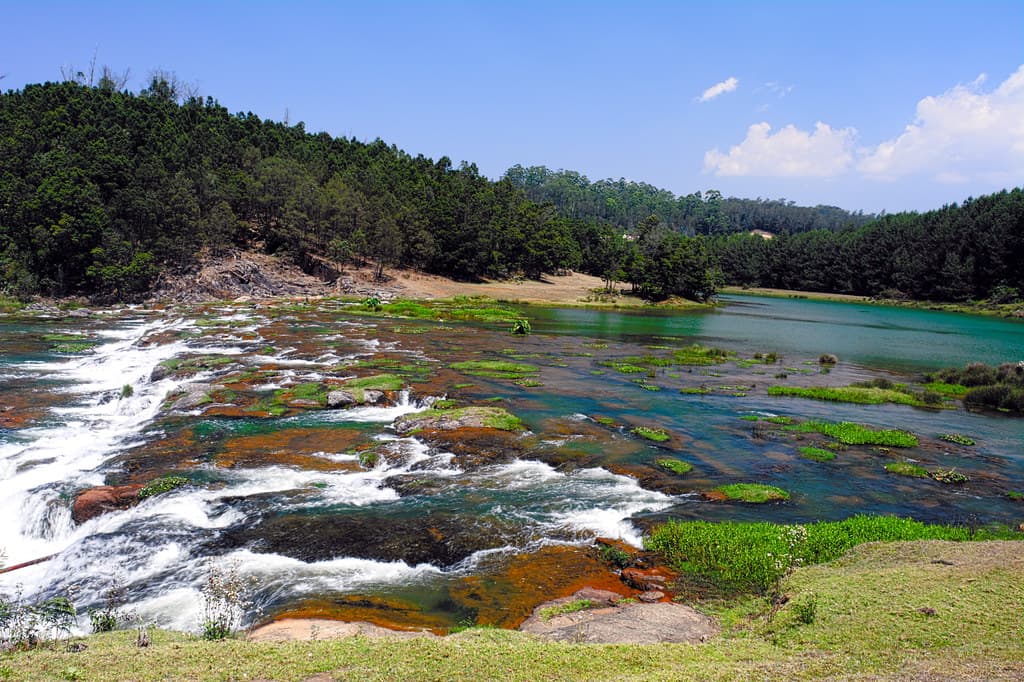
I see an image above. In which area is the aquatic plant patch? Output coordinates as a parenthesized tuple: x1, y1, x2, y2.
(793, 420, 919, 447)
(939, 433, 976, 446)
(884, 461, 929, 477)
(631, 426, 670, 442)
(767, 385, 926, 407)
(711, 483, 790, 503)
(673, 344, 733, 365)
(450, 360, 540, 381)
(798, 446, 835, 462)
(138, 476, 189, 499)
(656, 458, 693, 475)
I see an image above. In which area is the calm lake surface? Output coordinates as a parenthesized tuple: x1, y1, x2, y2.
(2, 294, 1022, 632)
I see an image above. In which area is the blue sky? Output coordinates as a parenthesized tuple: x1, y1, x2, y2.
(2, 1, 1022, 213)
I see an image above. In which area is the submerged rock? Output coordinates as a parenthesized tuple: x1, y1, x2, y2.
(217, 512, 520, 568)
(72, 484, 145, 523)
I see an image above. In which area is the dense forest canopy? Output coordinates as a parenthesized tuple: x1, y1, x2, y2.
(708, 189, 1024, 302)
(0, 79, 718, 302)
(0, 79, 1021, 304)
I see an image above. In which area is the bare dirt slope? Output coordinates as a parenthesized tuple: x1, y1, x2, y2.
(148, 250, 628, 305)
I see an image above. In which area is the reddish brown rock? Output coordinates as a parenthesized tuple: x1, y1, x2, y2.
(620, 566, 677, 592)
(72, 484, 145, 523)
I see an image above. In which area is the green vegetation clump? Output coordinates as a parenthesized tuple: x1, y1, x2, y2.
(593, 416, 616, 426)
(926, 362, 1024, 413)
(539, 599, 593, 621)
(768, 384, 934, 407)
(630, 426, 670, 442)
(884, 461, 929, 478)
(645, 515, 1011, 595)
(138, 476, 189, 500)
(764, 415, 794, 425)
(450, 360, 539, 380)
(931, 468, 969, 484)
(509, 319, 531, 335)
(1006, 491, 1024, 501)
(358, 451, 379, 468)
(939, 433, 976, 446)
(598, 545, 632, 568)
(798, 446, 836, 462)
(656, 458, 693, 475)
(711, 483, 790, 503)
(740, 414, 760, 421)
(794, 420, 918, 447)
(410, 406, 525, 432)
(673, 344, 733, 365)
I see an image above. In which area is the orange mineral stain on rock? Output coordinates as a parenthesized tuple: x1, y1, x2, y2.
(216, 427, 367, 471)
(448, 545, 637, 629)
(266, 595, 452, 635)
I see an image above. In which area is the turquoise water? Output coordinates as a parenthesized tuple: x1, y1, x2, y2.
(526, 295, 1024, 372)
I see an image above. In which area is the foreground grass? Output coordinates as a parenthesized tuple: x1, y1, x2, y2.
(7, 540, 1023, 681)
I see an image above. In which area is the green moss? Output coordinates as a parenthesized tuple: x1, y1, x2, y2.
(656, 458, 693, 475)
(794, 420, 918, 447)
(884, 461, 929, 478)
(598, 362, 648, 374)
(931, 468, 969, 484)
(52, 342, 96, 353)
(412, 406, 525, 432)
(798, 446, 836, 462)
(764, 415, 795, 425)
(593, 416, 616, 426)
(513, 379, 543, 387)
(138, 476, 189, 500)
(712, 483, 790, 503)
(740, 415, 760, 421)
(631, 426, 670, 442)
(1006, 491, 1024, 501)
(358, 451, 379, 468)
(680, 387, 711, 395)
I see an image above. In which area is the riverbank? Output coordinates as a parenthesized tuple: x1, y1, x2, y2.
(721, 286, 1024, 319)
(6, 540, 1022, 681)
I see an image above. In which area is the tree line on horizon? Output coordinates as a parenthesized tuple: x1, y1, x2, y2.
(0, 78, 1020, 304)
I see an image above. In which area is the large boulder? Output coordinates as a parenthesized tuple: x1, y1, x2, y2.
(72, 484, 145, 523)
(519, 591, 717, 644)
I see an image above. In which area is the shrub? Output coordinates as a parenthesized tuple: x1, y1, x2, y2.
(510, 319, 531, 335)
(120, 384, 134, 399)
(200, 561, 256, 640)
(599, 545, 632, 568)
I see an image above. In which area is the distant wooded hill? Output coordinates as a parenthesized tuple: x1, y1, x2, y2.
(503, 165, 875, 236)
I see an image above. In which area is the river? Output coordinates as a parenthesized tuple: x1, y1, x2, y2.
(1, 295, 1021, 633)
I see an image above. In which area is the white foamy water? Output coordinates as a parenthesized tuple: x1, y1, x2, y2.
(0, 317, 193, 566)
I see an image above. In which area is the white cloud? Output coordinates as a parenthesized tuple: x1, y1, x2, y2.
(703, 121, 856, 177)
(858, 64, 1024, 181)
(698, 76, 739, 103)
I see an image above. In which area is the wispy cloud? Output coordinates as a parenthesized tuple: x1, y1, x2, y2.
(698, 76, 739, 103)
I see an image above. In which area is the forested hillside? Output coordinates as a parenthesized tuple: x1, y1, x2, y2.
(1, 80, 1021, 305)
(504, 165, 875, 236)
(0, 80, 719, 302)
(710, 189, 1024, 301)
